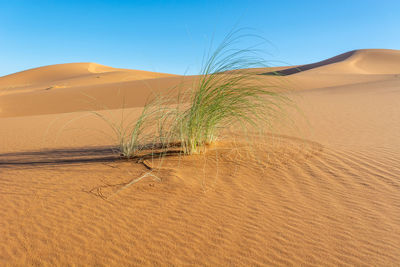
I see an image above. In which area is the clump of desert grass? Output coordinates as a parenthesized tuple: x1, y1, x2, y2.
(80, 29, 293, 196)
(89, 95, 173, 160)
(163, 29, 290, 155)
(93, 29, 291, 160)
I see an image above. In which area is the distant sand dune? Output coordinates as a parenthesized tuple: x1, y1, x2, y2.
(0, 62, 176, 94)
(262, 50, 356, 75)
(1, 49, 399, 118)
(262, 49, 400, 75)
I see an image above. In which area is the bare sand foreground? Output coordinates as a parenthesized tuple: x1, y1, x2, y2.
(0, 49, 399, 266)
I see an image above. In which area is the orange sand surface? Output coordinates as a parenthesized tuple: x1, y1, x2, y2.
(0, 49, 399, 266)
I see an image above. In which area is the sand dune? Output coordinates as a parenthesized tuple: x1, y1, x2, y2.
(0, 63, 183, 117)
(1, 49, 399, 118)
(0, 62, 176, 86)
(0, 49, 400, 265)
(0, 62, 176, 95)
(263, 49, 400, 75)
(263, 49, 400, 91)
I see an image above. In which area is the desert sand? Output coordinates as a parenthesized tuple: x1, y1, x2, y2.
(0, 49, 399, 266)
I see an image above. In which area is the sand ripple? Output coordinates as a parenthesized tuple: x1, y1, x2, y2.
(1, 135, 399, 266)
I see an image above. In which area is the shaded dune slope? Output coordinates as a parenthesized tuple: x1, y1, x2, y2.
(262, 49, 400, 75)
(263, 50, 356, 75)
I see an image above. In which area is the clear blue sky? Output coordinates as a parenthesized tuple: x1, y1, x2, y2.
(1, 0, 399, 76)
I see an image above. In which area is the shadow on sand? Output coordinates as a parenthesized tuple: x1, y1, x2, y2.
(0, 146, 119, 169)
(0, 145, 183, 170)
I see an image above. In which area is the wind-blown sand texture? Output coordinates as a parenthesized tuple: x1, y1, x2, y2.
(1, 49, 399, 266)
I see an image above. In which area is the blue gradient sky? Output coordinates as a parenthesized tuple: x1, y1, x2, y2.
(1, 0, 399, 76)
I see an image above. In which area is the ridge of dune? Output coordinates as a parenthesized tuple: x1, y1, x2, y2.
(349, 49, 400, 74)
(0, 62, 177, 92)
(0, 63, 114, 86)
(263, 49, 400, 75)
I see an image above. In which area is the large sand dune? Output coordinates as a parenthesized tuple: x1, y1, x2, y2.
(0, 62, 175, 90)
(0, 49, 399, 265)
(264, 49, 400, 75)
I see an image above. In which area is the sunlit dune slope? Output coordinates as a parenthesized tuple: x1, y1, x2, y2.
(0, 62, 176, 93)
(0, 49, 399, 118)
(0, 63, 182, 117)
